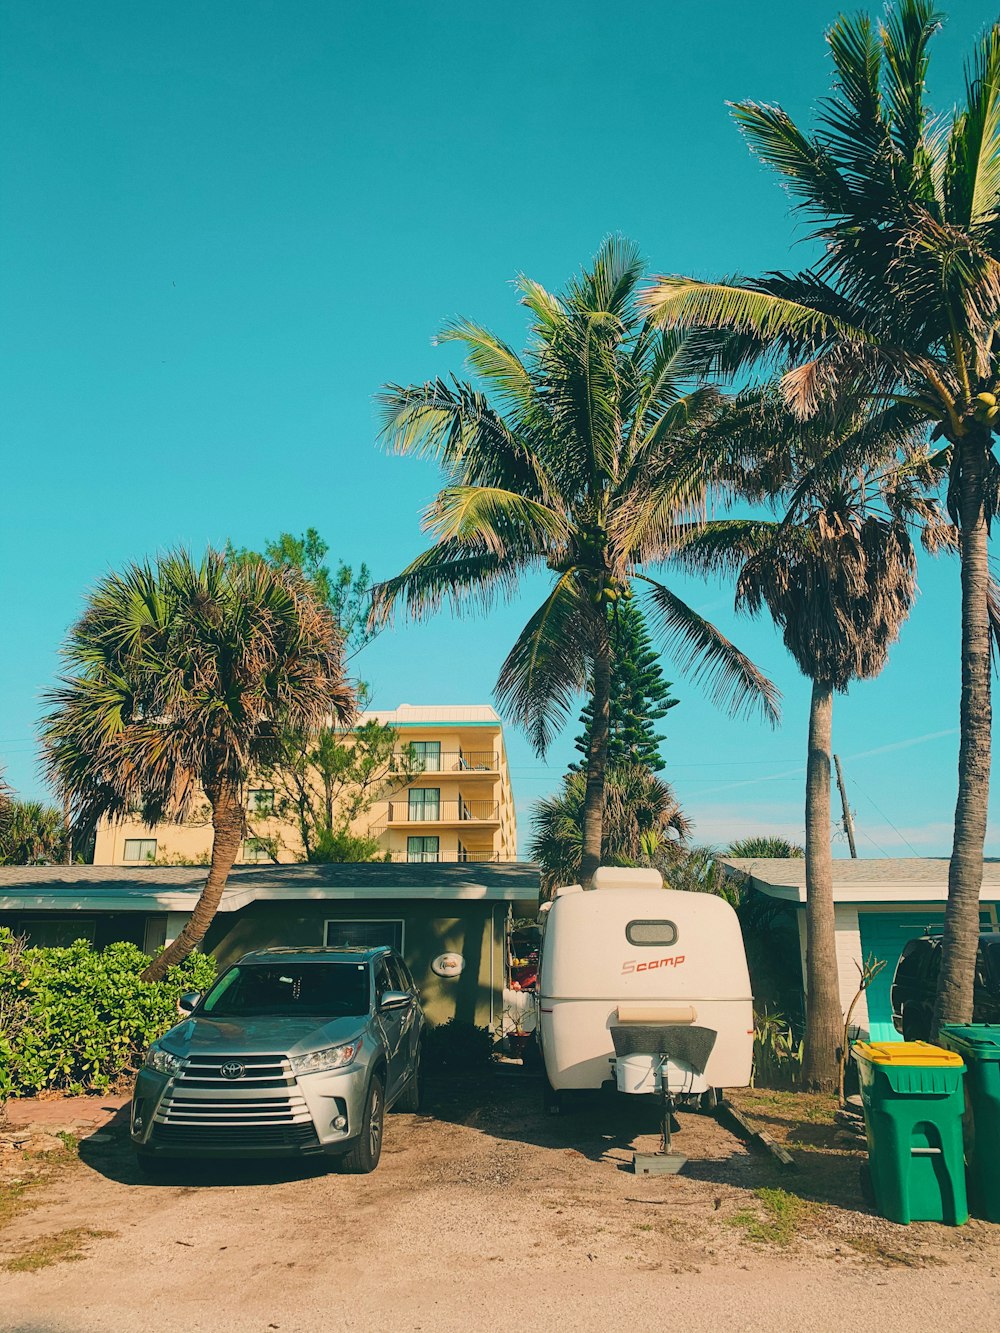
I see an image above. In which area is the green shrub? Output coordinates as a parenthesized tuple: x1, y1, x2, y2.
(421, 1018, 494, 1077)
(0, 928, 216, 1098)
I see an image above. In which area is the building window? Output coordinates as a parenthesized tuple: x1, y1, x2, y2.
(407, 836, 439, 863)
(143, 916, 168, 954)
(16, 917, 96, 948)
(247, 788, 275, 816)
(123, 838, 157, 862)
(410, 741, 442, 773)
(242, 836, 273, 863)
(407, 788, 440, 821)
(324, 919, 404, 951)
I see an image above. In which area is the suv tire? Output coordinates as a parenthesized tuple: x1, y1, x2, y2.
(135, 1150, 169, 1178)
(340, 1075, 385, 1174)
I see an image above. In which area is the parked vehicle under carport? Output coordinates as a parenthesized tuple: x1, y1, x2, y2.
(131, 945, 423, 1174)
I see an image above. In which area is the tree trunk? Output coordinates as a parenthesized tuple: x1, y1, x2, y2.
(140, 780, 245, 983)
(580, 633, 611, 888)
(802, 681, 842, 1092)
(935, 431, 993, 1033)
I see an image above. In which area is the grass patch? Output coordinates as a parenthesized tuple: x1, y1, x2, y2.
(3, 1227, 116, 1273)
(728, 1187, 811, 1246)
(0, 1180, 34, 1231)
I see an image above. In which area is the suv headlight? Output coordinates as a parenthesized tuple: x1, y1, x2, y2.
(290, 1040, 362, 1076)
(145, 1047, 185, 1076)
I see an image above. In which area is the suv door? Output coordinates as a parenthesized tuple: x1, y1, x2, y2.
(374, 956, 408, 1100)
(387, 953, 422, 1068)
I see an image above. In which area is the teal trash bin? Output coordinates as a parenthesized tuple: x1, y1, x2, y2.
(852, 1041, 968, 1225)
(938, 1024, 1000, 1223)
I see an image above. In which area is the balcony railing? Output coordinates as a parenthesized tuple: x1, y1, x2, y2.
(383, 800, 500, 824)
(388, 751, 499, 773)
(386, 850, 506, 864)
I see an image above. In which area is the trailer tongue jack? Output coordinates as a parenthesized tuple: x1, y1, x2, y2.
(610, 1025, 717, 1176)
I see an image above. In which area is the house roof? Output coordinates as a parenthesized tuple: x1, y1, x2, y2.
(0, 862, 541, 914)
(722, 856, 1000, 905)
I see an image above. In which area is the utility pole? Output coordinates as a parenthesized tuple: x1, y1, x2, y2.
(833, 754, 857, 859)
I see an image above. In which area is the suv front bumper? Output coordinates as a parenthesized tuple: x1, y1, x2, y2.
(131, 1059, 372, 1160)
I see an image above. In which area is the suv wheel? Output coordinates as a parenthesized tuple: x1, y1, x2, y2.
(135, 1150, 169, 1178)
(340, 1075, 385, 1174)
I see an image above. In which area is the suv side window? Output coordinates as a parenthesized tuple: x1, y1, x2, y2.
(395, 956, 416, 992)
(385, 955, 409, 992)
(374, 958, 392, 1006)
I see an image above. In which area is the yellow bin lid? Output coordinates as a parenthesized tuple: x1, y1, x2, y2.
(854, 1040, 964, 1067)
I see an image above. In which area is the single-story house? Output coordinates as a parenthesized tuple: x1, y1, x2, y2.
(724, 857, 1000, 1040)
(0, 862, 540, 1030)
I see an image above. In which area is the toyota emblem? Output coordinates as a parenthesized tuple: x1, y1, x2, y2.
(220, 1060, 246, 1080)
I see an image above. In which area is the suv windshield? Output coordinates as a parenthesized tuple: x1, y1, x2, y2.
(200, 963, 370, 1019)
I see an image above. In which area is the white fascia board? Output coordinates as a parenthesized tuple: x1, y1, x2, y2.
(0, 883, 537, 914)
(755, 881, 1000, 906)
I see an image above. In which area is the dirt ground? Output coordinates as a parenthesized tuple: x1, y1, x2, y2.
(2, 1075, 999, 1333)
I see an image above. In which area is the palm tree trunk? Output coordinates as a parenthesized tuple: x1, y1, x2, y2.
(580, 634, 611, 888)
(802, 680, 842, 1092)
(935, 432, 993, 1033)
(140, 780, 245, 983)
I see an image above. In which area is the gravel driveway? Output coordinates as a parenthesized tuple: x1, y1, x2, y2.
(2, 1076, 999, 1333)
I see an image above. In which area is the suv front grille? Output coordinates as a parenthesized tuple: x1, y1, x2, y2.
(151, 1122, 320, 1151)
(153, 1054, 314, 1132)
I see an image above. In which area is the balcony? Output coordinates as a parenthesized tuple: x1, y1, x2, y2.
(388, 751, 499, 774)
(384, 850, 507, 864)
(383, 800, 500, 825)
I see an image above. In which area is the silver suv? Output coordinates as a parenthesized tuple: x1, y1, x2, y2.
(131, 946, 423, 1175)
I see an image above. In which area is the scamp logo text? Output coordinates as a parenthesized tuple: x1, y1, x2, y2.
(622, 955, 685, 974)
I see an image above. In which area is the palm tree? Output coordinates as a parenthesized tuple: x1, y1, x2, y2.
(42, 548, 353, 981)
(371, 239, 778, 885)
(643, 2, 1000, 1029)
(0, 800, 67, 864)
(673, 392, 938, 1087)
(529, 764, 690, 895)
(727, 837, 804, 859)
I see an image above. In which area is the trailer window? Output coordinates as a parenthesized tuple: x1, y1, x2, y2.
(626, 920, 678, 947)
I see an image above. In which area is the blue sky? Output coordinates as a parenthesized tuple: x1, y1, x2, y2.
(1, 0, 995, 858)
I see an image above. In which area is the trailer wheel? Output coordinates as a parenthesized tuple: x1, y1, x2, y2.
(699, 1088, 719, 1113)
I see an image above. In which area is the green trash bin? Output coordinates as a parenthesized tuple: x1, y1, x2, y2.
(938, 1024, 1000, 1222)
(852, 1041, 968, 1225)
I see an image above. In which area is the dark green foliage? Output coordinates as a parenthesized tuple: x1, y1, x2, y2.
(573, 599, 678, 771)
(0, 929, 217, 1097)
(0, 800, 67, 865)
(230, 528, 375, 659)
(728, 837, 804, 858)
(529, 765, 689, 892)
(421, 1019, 494, 1077)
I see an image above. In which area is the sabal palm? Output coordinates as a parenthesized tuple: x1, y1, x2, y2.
(674, 391, 936, 1087)
(372, 239, 778, 884)
(528, 764, 690, 896)
(43, 549, 352, 980)
(644, 1, 1000, 1029)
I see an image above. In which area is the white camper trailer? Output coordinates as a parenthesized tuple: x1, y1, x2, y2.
(537, 866, 753, 1115)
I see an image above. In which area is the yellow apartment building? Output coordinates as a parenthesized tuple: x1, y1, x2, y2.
(92, 704, 518, 867)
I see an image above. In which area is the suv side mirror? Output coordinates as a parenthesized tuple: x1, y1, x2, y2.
(380, 989, 411, 1012)
(178, 992, 201, 1014)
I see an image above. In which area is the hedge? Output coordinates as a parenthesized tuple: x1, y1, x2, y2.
(0, 928, 217, 1098)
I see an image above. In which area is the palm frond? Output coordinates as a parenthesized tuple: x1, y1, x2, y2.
(639, 577, 781, 724)
(423, 486, 570, 556)
(495, 573, 597, 755)
(368, 540, 527, 628)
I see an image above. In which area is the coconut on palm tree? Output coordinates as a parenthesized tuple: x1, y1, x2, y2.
(371, 239, 778, 884)
(43, 548, 353, 981)
(643, 2, 1000, 1029)
(673, 391, 941, 1087)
